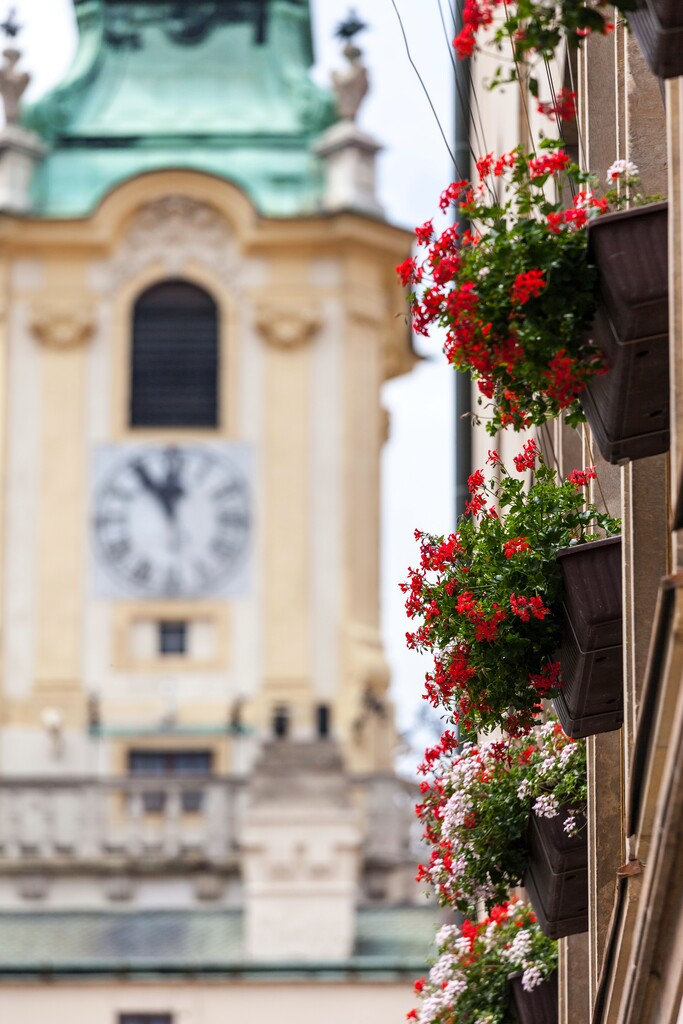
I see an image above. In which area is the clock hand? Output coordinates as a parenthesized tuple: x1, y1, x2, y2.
(158, 448, 186, 521)
(132, 459, 162, 500)
(131, 459, 177, 521)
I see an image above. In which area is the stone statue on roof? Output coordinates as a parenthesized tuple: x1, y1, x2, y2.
(0, 9, 28, 126)
(331, 9, 369, 123)
(0, 47, 29, 125)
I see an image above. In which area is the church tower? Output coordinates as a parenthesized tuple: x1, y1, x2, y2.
(0, 3, 432, 1009)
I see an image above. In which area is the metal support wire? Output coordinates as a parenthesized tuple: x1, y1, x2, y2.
(453, 0, 472, 521)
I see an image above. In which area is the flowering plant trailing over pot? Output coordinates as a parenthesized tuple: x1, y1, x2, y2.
(398, 148, 658, 435)
(415, 719, 586, 914)
(407, 895, 557, 1024)
(453, 0, 636, 98)
(402, 440, 619, 735)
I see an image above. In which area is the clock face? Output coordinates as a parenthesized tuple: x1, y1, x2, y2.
(92, 445, 251, 597)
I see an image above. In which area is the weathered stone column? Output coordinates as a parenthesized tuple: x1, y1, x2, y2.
(241, 740, 361, 962)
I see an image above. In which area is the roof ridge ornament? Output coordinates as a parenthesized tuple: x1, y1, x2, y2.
(0, 6, 20, 39)
(334, 9, 367, 44)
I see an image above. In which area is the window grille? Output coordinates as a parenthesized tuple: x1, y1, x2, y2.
(128, 750, 213, 775)
(158, 621, 187, 655)
(130, 279, 219, 428)
(119, 1016, 173, 1024)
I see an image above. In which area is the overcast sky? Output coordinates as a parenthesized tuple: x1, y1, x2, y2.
(8, 0, 457, 746)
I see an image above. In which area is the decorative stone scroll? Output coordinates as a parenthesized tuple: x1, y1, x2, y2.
(29, 303, 96, 350)
(255, 305, 321, 350)
(100, 195, 240, 288)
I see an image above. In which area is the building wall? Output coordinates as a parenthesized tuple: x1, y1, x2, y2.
(467, 17, 683, 1023)
(0, 979, 416, 1024)
(556, 22, 672, 1024)
(0, 170, 412, 781)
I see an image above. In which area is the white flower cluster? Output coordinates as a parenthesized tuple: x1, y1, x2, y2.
(501, 909, 547, 994)
(413, 899, 555, 1024)
(537, 753, 558, 778)
(522, 965, 544, 992)
(500, 926, 533, 963)
(430, 745, 501, 904)
(416, 950, 468, 1024)
(559, 742, 577, 766)
(533, 792, 559, 818)
(435, 923, 460, 947)
(606, 158, 639, 182)
(418, 992, 451, 1024)
(534, 719, 561, 746)
(530, 720, 579, 777)
(517, 777, 531, 799)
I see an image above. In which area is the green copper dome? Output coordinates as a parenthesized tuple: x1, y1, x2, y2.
(23, 0, 337, 217)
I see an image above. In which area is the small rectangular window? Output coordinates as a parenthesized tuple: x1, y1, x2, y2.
(273, 705, 289, 738)
(317, 704, 331, 738)
(159, 621, 187, 655)
(128, 750, 213, 776)
(119, 1016, 172, 1024)
(181, 790, 204, 814)
(141, 791, 166, 814)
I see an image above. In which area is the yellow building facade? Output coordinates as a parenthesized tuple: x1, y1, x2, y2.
(0, 3, 433, 1019)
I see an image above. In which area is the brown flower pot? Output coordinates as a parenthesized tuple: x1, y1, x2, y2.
(508, 970, 559, 1024)
(628, 0, 683, 79)
(523, 811, 588, 940)
(554, 537, 624, 738)
(580, 203, 668, 464)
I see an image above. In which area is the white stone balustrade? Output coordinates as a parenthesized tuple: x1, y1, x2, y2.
(0, 777, 245, 864)
(0, 773, 416, 869)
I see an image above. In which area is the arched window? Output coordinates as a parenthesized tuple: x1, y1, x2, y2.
(130, 279, 219, 428)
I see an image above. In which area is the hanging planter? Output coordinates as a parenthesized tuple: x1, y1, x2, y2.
(581, 203, 669, 464)
(628, 0, 683, 80)
(554, 537, 624, 738)
(509, 970, 559, 1024)
(523, 810, 588, 940)
(411, 896, 558, 1024)
(404, 444, 620, 739)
